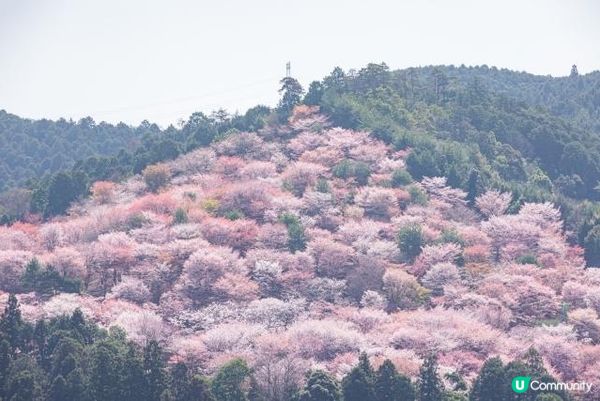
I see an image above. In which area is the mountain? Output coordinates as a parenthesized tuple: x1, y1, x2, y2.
(0, 110, 155, 191)
(0, 106, 598, 400)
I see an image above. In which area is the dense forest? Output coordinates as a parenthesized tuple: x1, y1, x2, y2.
(0, 111, 147, 192)
(2, 65, 600, 264)
(1, 64, 600, 401)
(0, 295, 570, 401)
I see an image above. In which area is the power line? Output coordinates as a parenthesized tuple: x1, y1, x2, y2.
(91, 76, 280, 116)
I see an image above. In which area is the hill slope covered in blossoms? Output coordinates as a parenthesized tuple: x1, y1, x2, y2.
(1, 106, 600, 399)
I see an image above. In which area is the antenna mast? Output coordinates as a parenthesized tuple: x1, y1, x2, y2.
(286, 62, 291, 78)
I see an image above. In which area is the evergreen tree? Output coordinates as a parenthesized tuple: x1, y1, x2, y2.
(0, 340, 10, 399)
(161, 389, 176, 401)
(375, 359, 415, 401)
(5, 370, 41, 401)
(358, 352, 376, 382)
(65, 368, 87, 401)
(468, 357, 506, 401)
(397, 224, 424, 262)
(584, 224, 600, 266)
(190, 374, 216, 401)
(171, 362, 191, 401)
(278, 77, 304, 121)
(211, 358, 251, 401)
(121, 345, 147, 401)
(296, 370, 341, 401)
(145, 340, 167, 401)
(1, 294, 23, 353)
(417, 355, 443, 401)
(304, 81, 324, 106)
(280, 213, 307, 253)
(33, 320, 49, 370)
(48, 375, 69, 401)
(466, 169, 481, 206)
(342, 366, 376, 401)
(90, 345, 121, 401)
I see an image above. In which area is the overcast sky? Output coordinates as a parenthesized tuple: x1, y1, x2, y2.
(1, 0, 599, 127)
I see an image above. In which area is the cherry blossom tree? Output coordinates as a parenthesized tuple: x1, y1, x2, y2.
(91, 181, 117, 204)
(0, 250, 33, 291)
(309, 238, 357, 279)
(108, 276, 152, 304)
(177, 246, 239, 304)
(201, 217, 258, 254)
(475, 190, 511, 218)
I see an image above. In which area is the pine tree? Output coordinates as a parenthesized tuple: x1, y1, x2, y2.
(342, 366, 376, 401)
(171, 362, 191, 401)
(295, 370, 341, 401)
(277, 77, 304, 121)
(144, 340, 167, 401)
(468, 357, 506, 401)
(65, 368, 87, 401)
(0, 340, 10, 400)
(190, 374, 216, 401)
(121, 345, 147, 401)
(91, 345, 121, 401)
(33, 320, 49, 370)
(49, 375, 69, 401)
(1, 294, 23, 353)
(375, 359, 415, 401)
(357, 352, 376, 384)
(417, 355, 443, 401)
(466, 169, 481, 206)
(161, 389, 176, 401)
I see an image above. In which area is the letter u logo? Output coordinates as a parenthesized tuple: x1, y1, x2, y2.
(512, 376, 531, 394)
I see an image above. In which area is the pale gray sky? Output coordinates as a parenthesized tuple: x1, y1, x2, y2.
(1, 0, 599, 127)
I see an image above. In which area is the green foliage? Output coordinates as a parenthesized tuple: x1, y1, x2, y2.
(468, 357, 506, 401)
(21, 259, 81, 295)
(342, 353, 376, 401)
(391, 169, 413, 187)
(0, 111, 143, 193)
(332, 160, 371, 186)
(397, 224, 424, 262)
(375, 359, 416, 401)
(144, 340, 168, 401)
(418, 355, 444, 401)
(280, 213, 307, 253)
(295, 370, 341, 401)
(516, 254, 539, 266)
(584, 225, 600, 267)
(211, 358, 251, 401)
(278, 77, 304, 121)
(407, 185, 428, 206)
(436, 229, 466, 247)
(44, 171, 88, 216)
(173, 207, 189, 225)
(342, 366, 376, 401)
(190, 374, 216, 401)
(315, 179, 331, 193)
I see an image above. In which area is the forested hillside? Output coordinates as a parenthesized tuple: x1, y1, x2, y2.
(4, 65, 600, 261)
(1, 105, 599, 400)
(0, 111, 149, 191)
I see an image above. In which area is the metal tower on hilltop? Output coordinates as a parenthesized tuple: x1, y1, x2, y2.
(286, 62, 291, 78)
